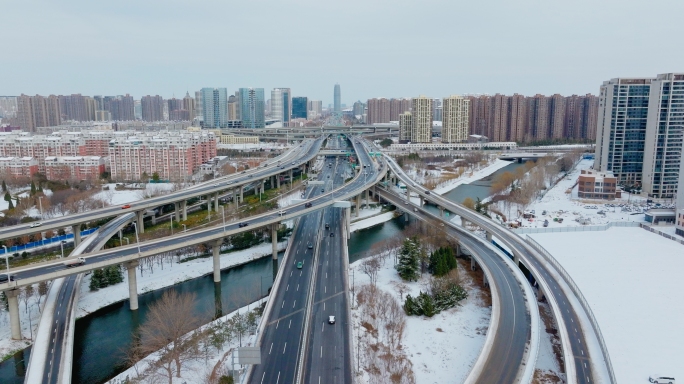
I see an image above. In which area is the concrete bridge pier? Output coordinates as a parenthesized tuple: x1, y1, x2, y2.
(439, 206, 444, 218)
(483, 272, 489, 288)
(72, 225, 81, 246)
(289, 169, 293, 187)
(471, 256, 476, 271)
(136, 210, 145, 233)
(181, 200, 188, 221)
(125, 260, 140, 310)
(405, 187, 410, 201)
(6, 289, 21, 339)
(213, 239, 222, 283)
(240, 185, 244, 203)
(276, 174, 281, 189)
(486, 232, 493, 243)
(355, 195, 361, 217)
(364, 189, 369, 209)
(174, 202, 181, 222)
(271, 224, 278, 260)
(346, 206, 351, 239)
(214, 192, 219, 212)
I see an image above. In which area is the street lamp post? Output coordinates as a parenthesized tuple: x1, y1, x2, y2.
(182, 224, 187, 233)
(170, 215, 173, 235)
(38, 196, 44, 221)
(132, 222, 142, 254)
(59, 240, 66, 259)
(124, 237, 130, 245)
(220, 206, 226, 232)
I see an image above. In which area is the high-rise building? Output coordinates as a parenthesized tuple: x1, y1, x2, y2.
(141, 95, 164, 121)
(432, 98, 443, 122)
(239, 88, 265, 128)
(399, 112, 412, 142)
(194, 91, 203, 121)
(292, 97, 308, 119)
(508, 94, 527, 143)
(389, 98, 411, 121)
(352, 101, 366, 117)
(596, 73, 684, 198)
(307, 100, 322, 119)
(334, 84, 341, 113)
(411, 96, 433, 143)
(227, 95, 239, 121)
(442, 96, 469, 143)
(183, 92, 195, 121)
(488, 94, 508, 141)
(17, 94, 62, 132)
(642, 73, 684, 198)
(271, 88, 291, 124)
(200, 88, 228, 128)
(550, 94, 566, 139)
(366, 98, 390, 124)
(0, 97, 18, 119)
(102, 94, 135, 121)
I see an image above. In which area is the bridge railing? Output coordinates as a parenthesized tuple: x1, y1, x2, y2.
(524, 235, 616, 384)
(0, 228, 98, 254)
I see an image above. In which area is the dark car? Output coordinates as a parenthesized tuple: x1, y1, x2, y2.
(330, 232, 334, 237)
(425, 190, 431, 195)
(238, 222, 249, 228)
(305, 202, 312, 208)
(307, 242, 313, 249)
(0, 274, 15, 283)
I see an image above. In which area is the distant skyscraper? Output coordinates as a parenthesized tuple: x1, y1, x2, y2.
(411, 96, 433, 143)
(239, 88, 265, 128)
(17, 94, 61, 132)
(227, 95, 239, 121)
(292, 97, 308, 119)
(201, 88, 228, 128)
(352, 101, 366, 117)
(334, 84, 341, 113)
(442, 96, 469, 143)
(183, 92, 195, 121)
(141, 95, 164, 121)
(367, 98, 390, 124)
(271, 88, 291, 124)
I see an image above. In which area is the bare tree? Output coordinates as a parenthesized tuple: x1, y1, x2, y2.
(133, 291, 206, 383)
(360, 257, 381, 286)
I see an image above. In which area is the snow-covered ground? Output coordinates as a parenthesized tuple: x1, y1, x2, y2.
(94, 183, 177, 207)
(531, 228, 684, 382)
(500, 159, 654, 229)
(434, 159, 513, 195)
(349, 255, 490, 383)
(77, 240, 288, 318)
(0, 282, 49, 362)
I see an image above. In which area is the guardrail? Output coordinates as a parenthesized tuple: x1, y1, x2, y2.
(512, 221, 639, 234)
(640, 224, 684, 245)
(524, 235, 617, 384)
(0, 228, 99, 254)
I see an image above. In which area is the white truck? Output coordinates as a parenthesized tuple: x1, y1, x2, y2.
(64, 257, 86, 268)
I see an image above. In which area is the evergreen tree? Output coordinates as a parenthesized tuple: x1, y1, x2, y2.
(38, 182, 43, 193)
(90, 269, 104, 290)
(4, 191, 10, 203)
(417, 291, 436, 317)
(15, 196, 19, 206)
(30, 181, 36, 196)
(429, 247, 458, 277)
(7, 198, 13, 210)
(1, 180, 6, 192)
(396, 238, 420, 281)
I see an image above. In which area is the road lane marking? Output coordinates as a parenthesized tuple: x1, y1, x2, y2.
(261, 372, 266, 384)
(286, 284, 289, 291)
(283, 343, 287, 354)
(289, 319, 291, 329)
(293, 300, 296, 308)
(276, 320, 279, 329)
(297, 284, 299, 291)
(282, 301, 285, 308)
(320, 346, 323, 358)
(269, 343, 273, 354)
(276, 371, 280, 384)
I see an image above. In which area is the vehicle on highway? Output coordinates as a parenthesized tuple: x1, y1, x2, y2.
(278, 210, 286, 216)
(122, 204, 131, 209)
(330, 232, 334, 237)
(404, 201, 408, 205)
(249, 174, 253, 178)
(307, 242, 313, 249)
(325, 223, 329, 229)
(0, 274, 15, 283)
(213, 183, 220, 186)
(649, 375, 675, 384)
(328, 316, 335, 324)
(64, 257, 86, 268)
(321, 188, 324, 192)
(305, 202, 312, 208)
(238, 222, 249, 228)
(297, 261, 303, 269)
(29, 222, 42, 228)
(425, 190, 430, 194)
(414, 208, 418, 212)
(241, 171, 246, 174)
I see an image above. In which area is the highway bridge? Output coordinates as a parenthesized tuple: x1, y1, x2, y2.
(0, 134, 609, 383)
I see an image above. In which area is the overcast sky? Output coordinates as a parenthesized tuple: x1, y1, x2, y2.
(2, 0, 682, 105)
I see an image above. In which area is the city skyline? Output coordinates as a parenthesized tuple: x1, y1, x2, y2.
(3, 1, 683, 105)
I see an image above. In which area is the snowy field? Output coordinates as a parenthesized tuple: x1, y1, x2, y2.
(504, 159, 654, 229)
(531, 228, 684, 382)
(94, 183, 177, 207)
(434, 159, 513, 195)
(349, 255, 490, 383)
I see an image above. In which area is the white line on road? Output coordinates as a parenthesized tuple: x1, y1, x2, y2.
(283, 343, 287, 354)
(276, 320, 279, 329)
(320, 346, 323, 358)
(269, 343, 273, 354)
(282, 301, 285, 308)
(293, 300, 296, 308)
(297, 284, 299, 291)
(286, 284, 289, 291)
(289, 319, 291, 329)
(261, 372, 266, 384)
(276, 371, 280, 384)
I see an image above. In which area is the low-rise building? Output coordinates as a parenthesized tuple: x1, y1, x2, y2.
(220, 134, 259, 145)
(577, 169, 621, 200)
(44, 156, 105, 181)
(0, 156, 38, 178)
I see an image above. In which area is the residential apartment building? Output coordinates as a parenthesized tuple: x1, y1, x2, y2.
(108, 131, 216, 181)
(0, 157, 38, 178)
(201, 88, 228, 128)
(239, 88, 265, 128)
(389, 98, 411, 122)
(292, 97, 308, 119)
(44, 156, 105, 181)
(220, 134, 259, 145)
(577, 169, 620, 200)
(399, 112, 412, 142)
(0, 97, 18, 119)
(141, 95, 164, 122)
(99, 94, 135, 121)
(307, 100, 322, 119)
(367, 98, 390, 125)
(595, 73, 684, 198)
(17, 94, 62, 132)
(676, 152, 684, 237)
(411, 96, 433, 143)
(271, 88, 291, 124)
(58, 94, 97, 121)
(442, 95, 469, 143)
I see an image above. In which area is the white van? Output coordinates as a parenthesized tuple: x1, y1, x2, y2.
(650, 375, 675, 384)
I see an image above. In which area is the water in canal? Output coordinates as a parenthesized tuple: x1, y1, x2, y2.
(441, 160, 524, 205)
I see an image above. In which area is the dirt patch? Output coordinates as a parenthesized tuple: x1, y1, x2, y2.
(533, 368, 563, 383)
(538, 301, 564, 374)
(456, 258, 492, 307)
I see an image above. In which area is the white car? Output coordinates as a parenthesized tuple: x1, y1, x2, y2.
(650, 375, 675, 384)
(328, 316, 336, 324)
(29, 222, 42, 228)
